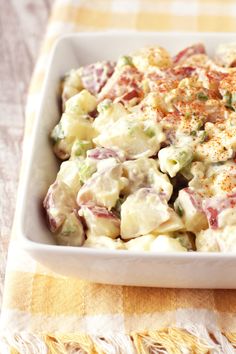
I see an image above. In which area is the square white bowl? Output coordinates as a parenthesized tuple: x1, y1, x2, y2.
(20, 32, 236, 288)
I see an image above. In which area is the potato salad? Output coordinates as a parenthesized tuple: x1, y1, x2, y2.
(44, 42, 236, 252)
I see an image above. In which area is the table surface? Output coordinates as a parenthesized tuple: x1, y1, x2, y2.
(0, 0, 54, 309)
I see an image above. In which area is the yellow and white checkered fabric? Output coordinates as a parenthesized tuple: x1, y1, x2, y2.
(1, 0, 236, 353)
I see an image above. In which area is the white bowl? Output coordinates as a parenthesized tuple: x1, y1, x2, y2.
(20, 32, 236, 288)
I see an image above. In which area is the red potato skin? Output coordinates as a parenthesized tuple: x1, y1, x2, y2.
(166, 66, 197, 80)
(87, 148, 119, 160)
(206, 70, 227, 92)
(184, 188, 204, 211)
(205, 207, 219, 229)
(203, 194, 236, 229)
(173, 43, 206, 65)
(98, 65, 144, 105)
(81, 204, 120, 220)
(43, 183, 64, 233)
(43, 181, 77, 233)
(80, 61, 116, 95)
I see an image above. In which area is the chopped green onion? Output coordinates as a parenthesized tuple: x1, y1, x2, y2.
(71, 139, 93, 158)
(185, 112, 191, 119)
(79, 162, 96, 184)
(127, 125, 136, 136)
(118, 55, 134, 67)
(176, 204, 184, 217)
(190, 130, 197, 136)
(144, 127, 156, 138)
(61, 225, 77, 236)
(196, 120, 204, 130)
(224, 92, 234, 110)
(197, 92, 208, 101)
(199, 131, 207, 143)
(178, 150, 189, 163)
(99, 99, 112, 111)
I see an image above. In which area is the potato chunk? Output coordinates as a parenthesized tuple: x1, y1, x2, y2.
(122, 158, 173, 201)
(196, 226, 236, 252)
(94, 115, 165, 159)
(56, 212, 85, 246)
(158, 146, 193, 178)
(79, 204, 120, 238)
(43, 181, 77, 232)
(43, 181, 85, 246)
(150, 235, 187, 252)
(174, 188, 208, 233)
(121, 188, 172, 239)
(84, 236, 124, 250)
(77, 164, 127, 210)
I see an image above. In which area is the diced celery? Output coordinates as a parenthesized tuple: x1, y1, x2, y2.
(61, 224, 78, 236)
(190, 130, 197, 136)
(144, 127, 156, 138)
(118, 55, 134, 67)
(224, 91, 234, 110)
(78, 161, 96, 184)
(174, 232, 194, 250)
(175, 149, 193, 166)
(159, 146, 193, 178)
(198, 130, 207, 143)
(176, 203, 184, 217)
(71, 139, 93, 158)
(98, 99, 112, 112)
(197, 92, 208, 101)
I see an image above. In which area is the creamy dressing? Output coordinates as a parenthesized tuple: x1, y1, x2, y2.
(44, 42, 236, 252)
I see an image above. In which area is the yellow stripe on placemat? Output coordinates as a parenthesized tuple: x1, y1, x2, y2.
(4, 268, 236, 319)
(51, 5, 111, 29)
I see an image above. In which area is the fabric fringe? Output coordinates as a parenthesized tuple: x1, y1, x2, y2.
(1, 328, 236, 354)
